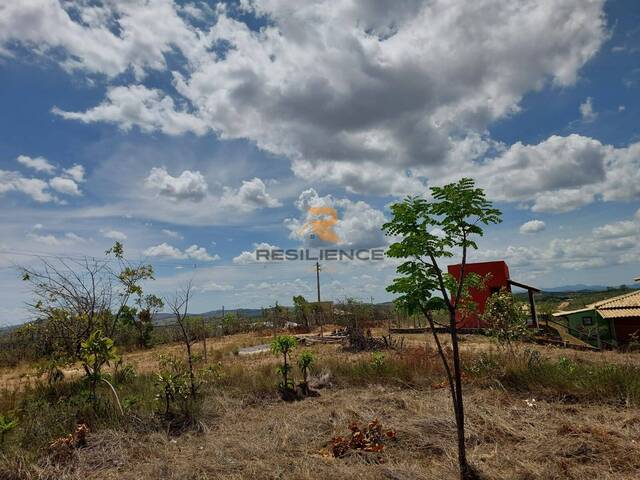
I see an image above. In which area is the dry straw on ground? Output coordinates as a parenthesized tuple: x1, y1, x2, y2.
(2, 331, 640, 479)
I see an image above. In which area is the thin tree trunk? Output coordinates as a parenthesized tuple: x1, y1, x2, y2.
(422, 308, 457, 408)
(185, 341, 196, 398)
(450, 309, 468, 479)
(283, 352, 289, 387)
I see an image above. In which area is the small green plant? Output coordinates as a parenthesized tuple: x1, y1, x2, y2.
(113, 359, 137, 385)
(154, 355, 192, 417)
(0, 414, 17, 444)
(557, 356, 576, 374)
(271, 335, 298, 393)
(371, 352, 386, 370)
(122, 395, 142, 411)
(154, 354, 221, 419)
(297, 351, 315, 393)
(468, 352, 499, 376)
(79, 330, 119, 408)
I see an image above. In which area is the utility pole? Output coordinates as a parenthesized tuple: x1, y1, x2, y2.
(316, 261, 321, 302)
(316, 262, 323, 337)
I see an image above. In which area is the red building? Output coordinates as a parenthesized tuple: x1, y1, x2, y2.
(447, 261, 539, 329)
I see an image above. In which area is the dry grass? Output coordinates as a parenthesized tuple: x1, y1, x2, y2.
(2, 329, 640, 479)
(5, 386, 640, 480)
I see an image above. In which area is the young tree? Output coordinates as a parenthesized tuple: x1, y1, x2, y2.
(383, 178, 501, 479)
(20, 242, 154, 359)
(166, 282, 198, 399)
(131, 294, 164, 348)
(271, 301, 286, 331)
(293, 295, 311, 329)
(482, 289, 530, 353)
(79, 329, 119, 409)
(297, 350, 315, 394)
(271, 335, 297, 393)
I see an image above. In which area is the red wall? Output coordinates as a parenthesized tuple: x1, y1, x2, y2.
(447, 261, 511, 329)
(612, 318, 640, 344)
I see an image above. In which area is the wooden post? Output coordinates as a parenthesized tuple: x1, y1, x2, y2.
(528, 289, 539, 328)
(316, 262, 321, 303)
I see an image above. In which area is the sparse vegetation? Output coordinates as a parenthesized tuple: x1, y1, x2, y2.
(166, 282, 199, 399)
(1, 239, 640, 480)
(271, 335, 298, 397)
(1, 326, 640, 479)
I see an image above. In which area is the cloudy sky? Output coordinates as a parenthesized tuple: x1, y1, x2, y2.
(1, 0, 639, 325)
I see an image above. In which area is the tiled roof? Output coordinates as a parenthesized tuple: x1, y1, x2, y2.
(554, 290, 640, 319)
(598, 308, 640, 319)
(589, 290, 640, 310)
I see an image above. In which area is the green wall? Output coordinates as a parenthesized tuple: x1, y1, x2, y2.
(565, 309, 615, 347)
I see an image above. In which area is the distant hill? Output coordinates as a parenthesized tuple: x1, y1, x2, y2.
(152, 308, 265, 325)
(542, 284, 640, 293)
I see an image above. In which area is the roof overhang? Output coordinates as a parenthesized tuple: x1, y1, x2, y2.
(552, 307, 592, 317)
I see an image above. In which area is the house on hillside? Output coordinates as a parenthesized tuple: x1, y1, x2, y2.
(553, 289, 640, 347)
(447, 261, 540, 329)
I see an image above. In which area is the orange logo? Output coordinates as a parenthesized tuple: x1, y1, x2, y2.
(298, 207, 340, 244)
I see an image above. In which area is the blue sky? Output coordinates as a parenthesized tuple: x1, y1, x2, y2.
(0, 0, 639, 325)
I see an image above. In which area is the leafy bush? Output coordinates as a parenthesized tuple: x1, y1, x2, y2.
(482, 289, 530, 352)
(154, 354, 222, 421)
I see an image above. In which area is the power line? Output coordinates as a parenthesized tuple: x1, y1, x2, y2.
(0, 247, 310, 269)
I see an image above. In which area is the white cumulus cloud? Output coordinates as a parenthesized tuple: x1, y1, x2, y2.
(144, 167, 208, 201)
(50, 176, 81, 196)
(221, 177, 281, 211)
(17, 155, 55, 174)
(519, 220, 546, 234)
(63, 164, 85, 183)
(143, 242, 219, 261)
(0, 170, 54, 203)
(233, 242, 280, 264)
(10, 0, 606, 198)
(101, 229, 128, 241)
(580, 97, 598, 122)
(285, 188, 387, 249)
